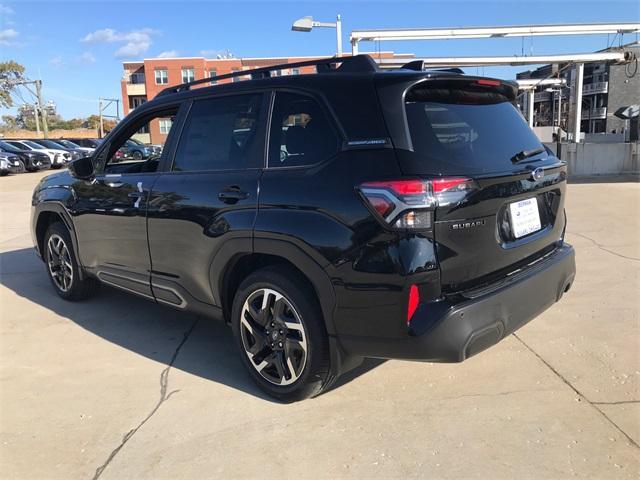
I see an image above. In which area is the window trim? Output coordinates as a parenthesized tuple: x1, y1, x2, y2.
(166, 91, 269, 174)
(158, 118, 173, 134)
(181, 68, 195, 84)
(93, 103, 184, 176)
(154, 69, 168, 85)
(264, 88, 343, 171)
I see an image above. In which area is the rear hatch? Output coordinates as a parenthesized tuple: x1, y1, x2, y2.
(396, 77, 567, 291)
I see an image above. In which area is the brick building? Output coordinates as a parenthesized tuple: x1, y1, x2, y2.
(121, 52, 411, 144)
(516, 44, 639, 139)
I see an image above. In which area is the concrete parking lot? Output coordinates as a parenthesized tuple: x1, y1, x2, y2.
(1, 170, 638, 479)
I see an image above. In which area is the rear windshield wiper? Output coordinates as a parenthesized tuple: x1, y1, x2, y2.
(511, 147, 546, 164)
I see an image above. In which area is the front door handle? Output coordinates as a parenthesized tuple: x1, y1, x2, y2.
(128, 182, 145, 208)
(218, 186, 249, 203)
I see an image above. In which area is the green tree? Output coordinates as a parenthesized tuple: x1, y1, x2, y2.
(0, 60, 26, 108)
(0, 114, 19, 132)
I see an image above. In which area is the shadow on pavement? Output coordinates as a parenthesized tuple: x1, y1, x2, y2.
(0, 247, 382, 402)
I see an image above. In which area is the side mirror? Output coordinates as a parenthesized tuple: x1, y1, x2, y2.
(68, 156, 95, 180)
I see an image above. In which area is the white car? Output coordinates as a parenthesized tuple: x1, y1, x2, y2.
(4, 140, 70, 168)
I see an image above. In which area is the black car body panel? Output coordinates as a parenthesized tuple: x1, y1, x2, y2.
(30, 56, 575, 374)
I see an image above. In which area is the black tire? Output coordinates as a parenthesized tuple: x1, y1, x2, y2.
(43, 222, 99, 301)
(132, 150, 143, 160)
(231, 266, 331, 402)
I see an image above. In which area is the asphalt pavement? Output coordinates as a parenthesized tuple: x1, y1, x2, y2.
(1, 170, 638, 479)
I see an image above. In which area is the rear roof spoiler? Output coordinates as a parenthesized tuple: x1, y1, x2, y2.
(401, 60, 464, 74)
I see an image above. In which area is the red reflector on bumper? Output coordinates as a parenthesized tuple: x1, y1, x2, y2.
(407, 284, 420, 324)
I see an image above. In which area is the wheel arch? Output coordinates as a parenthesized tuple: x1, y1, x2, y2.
(33, 202, 85, 279)
(212, 238, 337, 335)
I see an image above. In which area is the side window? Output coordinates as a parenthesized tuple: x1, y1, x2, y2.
(172, 94, 262, 172)
(102, 107, 178, 175)
(268, 92, 339, 168)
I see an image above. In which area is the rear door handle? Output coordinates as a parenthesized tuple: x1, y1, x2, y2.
(218, 186, 249, 203)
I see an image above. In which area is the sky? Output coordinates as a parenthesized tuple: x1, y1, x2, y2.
(1, 0, 639, 119)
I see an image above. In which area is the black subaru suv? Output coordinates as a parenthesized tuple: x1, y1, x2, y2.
(30, 56, 575, 401)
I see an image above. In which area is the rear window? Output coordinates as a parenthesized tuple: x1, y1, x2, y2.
(405, 84, 546, 175)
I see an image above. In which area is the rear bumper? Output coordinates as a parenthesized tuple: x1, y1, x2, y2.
(339, 243, 576, 362)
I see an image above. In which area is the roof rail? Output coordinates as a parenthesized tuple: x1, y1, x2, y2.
(157, 55, 378, 97)
(400, 60, 464, 74)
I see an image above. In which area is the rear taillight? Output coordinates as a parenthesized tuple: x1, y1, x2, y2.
(359, 178, 476, 229)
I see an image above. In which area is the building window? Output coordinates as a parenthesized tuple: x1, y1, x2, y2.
(159, 118, 173, 134)
(130, 96, 147, 109)
(181, 68, 195, 83)
(155, 69, 168, 85)
(231, 68, 241, 82)
(291, 68, 300, 75)
(130, 72, 145, 84)
(209, 69, 217, 85)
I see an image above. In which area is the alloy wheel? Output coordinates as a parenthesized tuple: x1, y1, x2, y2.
(240, 288, 308, 386)
(47, 234, 73, 292)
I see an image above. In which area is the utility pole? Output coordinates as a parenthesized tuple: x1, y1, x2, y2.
(33, 103, 41, 136)
(34, 80, 49, 138)
(0, 77, 49, 137)
(98, 97, 120, 138)
(98, 98, 103, 138)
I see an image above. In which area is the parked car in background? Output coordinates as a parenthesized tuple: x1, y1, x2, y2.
(64, 138, 102, 149)
(54, 139, 95, 157)
(119, 139, 152, 160)
(4, 140, 68, 169)
(29, 139, 85, 160)
(0, 152, 24, 175)
(0, 141, 51, 171)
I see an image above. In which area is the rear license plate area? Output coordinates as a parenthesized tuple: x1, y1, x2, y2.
(509, 198, 542, 238)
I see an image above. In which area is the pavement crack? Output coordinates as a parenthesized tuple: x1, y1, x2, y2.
(570, 231, 640, 262)
(593, 400, 640, 406)
(433, 388, 555, 402)
(91, 319, 198, 480)
(513, 333, 639, 449)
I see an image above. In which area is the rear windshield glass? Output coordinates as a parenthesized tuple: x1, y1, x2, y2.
(405, 86, 546, 175)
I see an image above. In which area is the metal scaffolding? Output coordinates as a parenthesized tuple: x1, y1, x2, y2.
(351, 23, 640, 54)
(354, 22, 640, 142)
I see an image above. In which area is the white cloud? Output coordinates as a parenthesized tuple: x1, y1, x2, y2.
(77, 51, 96, 64)
(200, 49, 220, 57)
(200, 49, 233, 58)
(0, 28, 18, 45)
(49, 56, 65, 68)
(0, 4, 13, 15)
(81, 27, 159, 58)
(81, 28, 119, 43)
(157, 50, 178, 58)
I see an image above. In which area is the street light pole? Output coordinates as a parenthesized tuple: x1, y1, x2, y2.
(292, 14, 343, 56)
(335, 15, 342, 56)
